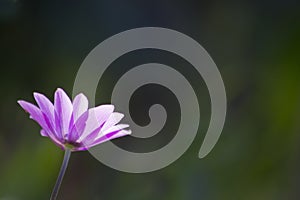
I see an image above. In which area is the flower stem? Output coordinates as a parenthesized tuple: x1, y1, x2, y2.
(50, 148, 71, 200)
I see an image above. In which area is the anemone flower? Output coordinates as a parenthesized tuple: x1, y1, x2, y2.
(18, 88, 131, 200)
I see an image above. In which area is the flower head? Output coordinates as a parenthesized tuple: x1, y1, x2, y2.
(18, 88, 131, 151)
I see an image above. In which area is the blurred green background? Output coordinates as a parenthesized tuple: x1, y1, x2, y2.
(1, 0, 300, 199)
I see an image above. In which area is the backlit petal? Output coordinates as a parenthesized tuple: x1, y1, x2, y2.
(18, 100, 49, 133)
(96, 124, 129, 140)
(79, 104, 114, 140)
(33, 92, 58, 137)
(86, 129, 131, 149)
(54, 88, 73, 139)
(101, 112, 124, 131)
(18, 100, 62, 142)
(69, 111, 88, 142)
(72, 93, 88, 121)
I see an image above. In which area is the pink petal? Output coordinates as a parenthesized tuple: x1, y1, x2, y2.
(54, 88, 73, 139)
(79, 104, 114, 140)
(79, 125, 102, 145)
(33, 92, 59, 138)
(85, 129, 131, 149)
(18, 100, 61, 143)
(96, 124, 129, 140)
(72, 146, 88, 151)
(101, 112, 124, 131)
(40, 129, 48, 137)
(81, 124, 129, 145)
(72, 93, 88, 121)
(69, 111, 88, 142)
(40, 130, 65, 149)
(18, 100, 50, 134)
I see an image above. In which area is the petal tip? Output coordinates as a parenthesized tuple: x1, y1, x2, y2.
(17, 100, 28, 108)
(33, 92, 45, 101)
(33, 92, 42, 98)
(55, 88, 65, 95)
(126, 129, 132, 135)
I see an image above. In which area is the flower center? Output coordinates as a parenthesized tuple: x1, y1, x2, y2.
(64, 140, 81, 149)
(64, 143, 75, 149)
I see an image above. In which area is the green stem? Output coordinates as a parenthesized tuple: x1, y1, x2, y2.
(50, 148, 71, 200)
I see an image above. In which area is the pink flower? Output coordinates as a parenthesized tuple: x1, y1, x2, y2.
(18, 88, 131, 151)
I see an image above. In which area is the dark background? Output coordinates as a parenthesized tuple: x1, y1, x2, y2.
(1, 0, 300, 199)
